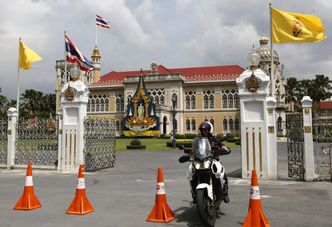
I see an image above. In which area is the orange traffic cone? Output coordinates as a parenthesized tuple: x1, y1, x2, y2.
(66, 164, 94, 215)
(146, 167, 175, 223)
(242, 169, 270, 227)
(14, 163, 42, 210)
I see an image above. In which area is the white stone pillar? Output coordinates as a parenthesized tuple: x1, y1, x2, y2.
(7, 107, 17, 169)
(57, 108, 63, 171)
(237, 68, 277, 179)
(301, 96, 315, 181)
(266, 97, 277, 179)
(59, 79, 89, 172)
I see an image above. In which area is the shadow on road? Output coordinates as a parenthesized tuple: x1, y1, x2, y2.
(173, 200, 222, 227)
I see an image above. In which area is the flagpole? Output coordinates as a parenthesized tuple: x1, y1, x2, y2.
(64, 31, 68, 83)
(269, 2, 275, 97)
(95, 18, 98, 47)
(16, 38, 21, 119)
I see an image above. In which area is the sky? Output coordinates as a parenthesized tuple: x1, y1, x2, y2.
(0, 0, 331, 100)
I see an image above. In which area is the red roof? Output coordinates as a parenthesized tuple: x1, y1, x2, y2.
(320, 101, 332, 110)
(98, 64, 244, 84)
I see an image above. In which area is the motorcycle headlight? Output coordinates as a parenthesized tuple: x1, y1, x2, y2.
(194, 160, 211, 169)
(194, 162, 201, 169)
(203, 160, 211, 169)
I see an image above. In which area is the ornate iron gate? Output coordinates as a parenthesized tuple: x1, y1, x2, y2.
(84, 119, 116, 172)
(15, 117, 58, 168)
(286, 112, 305, 180)
(0, 119, 7, 166)
(313, 110, 332, 180)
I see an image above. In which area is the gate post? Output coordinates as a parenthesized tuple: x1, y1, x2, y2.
(58, 65, 89, 172)
(237, 58, 276, 179)
(7, 107, 17, 169)
(57, 107, 63, 171)
(266, 97, 277, 179)
(301, 96, 315, 181)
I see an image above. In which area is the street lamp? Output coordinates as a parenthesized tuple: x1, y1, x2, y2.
(171, 95, 177, 148)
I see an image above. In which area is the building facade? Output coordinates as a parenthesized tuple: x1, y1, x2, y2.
(55, 36, 287, 136)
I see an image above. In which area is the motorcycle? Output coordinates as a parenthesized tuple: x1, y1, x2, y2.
(179, 137, 230, 227)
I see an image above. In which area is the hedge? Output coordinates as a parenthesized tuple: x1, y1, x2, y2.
(127, 145, 146, 149)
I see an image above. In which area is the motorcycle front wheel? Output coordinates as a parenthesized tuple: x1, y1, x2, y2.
(196, 189, 216, 227)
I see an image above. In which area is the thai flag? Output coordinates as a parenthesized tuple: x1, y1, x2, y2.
(96, 15, 111, 29)
(65, 34, 94, 72)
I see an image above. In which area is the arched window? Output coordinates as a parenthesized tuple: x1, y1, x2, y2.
(100, 99, 105, 111)
(186, 119, 190, 131)
(191, 95, 196, 109)
(228, 94, 234, 108)
(191, 119, 196, 131)
(209, 95, 214, 109)
(203, 90, 214, 109)
(277, 116, 282, 131)
(186, 96, 190, 109)
(155, 96, 159, 105)
(210, 119, 215, 128)
(229, 118, 234, 132)
(204, 95, 209, 109)
(96, 99, 100, 112)
(105, 97, 109, 111)
(91, 99, 95, 112)
(185, 91, 196, 109)
(222, 94, 227, 108)
(235, 119, 240, 131)
(172, 93, 177, 108)
(234, 94, 239, 108)
(223, 119, 228, 132)
(116, 94, 124, 112)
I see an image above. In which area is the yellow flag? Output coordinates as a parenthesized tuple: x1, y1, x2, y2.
(272, 8, 326, 43)
(18, 40, 42, 70)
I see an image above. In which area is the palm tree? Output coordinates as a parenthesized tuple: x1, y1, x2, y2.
(283, 77, 298, 111)
(309, 75, 332, 105)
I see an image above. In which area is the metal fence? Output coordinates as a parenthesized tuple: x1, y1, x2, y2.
(84, 118, 116, 172)
(313, 110, 332, 180)
(286, 112, 305, 180)
(15, 118, 58, 168)
(0, 119, 7, 166)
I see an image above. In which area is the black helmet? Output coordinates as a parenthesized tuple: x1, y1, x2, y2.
(199, 122, 211, 131)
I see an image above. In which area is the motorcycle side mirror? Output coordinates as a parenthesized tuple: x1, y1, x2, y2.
(178, 144, 185, 150)
(178, 155, 190, 163)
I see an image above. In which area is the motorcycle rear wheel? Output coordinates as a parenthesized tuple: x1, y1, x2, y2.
(196, 189, 216, 227)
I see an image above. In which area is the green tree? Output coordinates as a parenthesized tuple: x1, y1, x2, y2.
(309, 75, 332, 105)
(0, 95, 9, 119)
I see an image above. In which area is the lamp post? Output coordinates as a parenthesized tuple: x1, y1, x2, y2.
(171, 95, 177, 148)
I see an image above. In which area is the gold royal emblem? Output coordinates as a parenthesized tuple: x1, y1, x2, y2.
(65, 84, 75, 101)
(46, 113, 56, 133)
(292, 18, 303, 37)
(245, 74, 261, 92)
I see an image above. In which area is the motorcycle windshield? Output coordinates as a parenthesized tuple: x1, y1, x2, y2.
(192, 137, 212, 161)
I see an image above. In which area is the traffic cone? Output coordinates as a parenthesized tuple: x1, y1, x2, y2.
(242, 169, 270, 227)
(66, 164, 94, 215)
(14, 163, 42, 210)
(146, 167, 175, 223)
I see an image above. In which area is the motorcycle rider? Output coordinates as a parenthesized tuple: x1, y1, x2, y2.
(196, 121, 230, 204)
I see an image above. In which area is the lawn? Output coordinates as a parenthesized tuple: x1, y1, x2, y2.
(115, 138, 240, 151)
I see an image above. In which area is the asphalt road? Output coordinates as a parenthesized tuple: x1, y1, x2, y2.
(0, 143, 331, 227)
